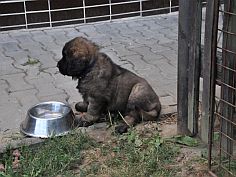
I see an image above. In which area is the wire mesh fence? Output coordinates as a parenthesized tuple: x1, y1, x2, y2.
(0, 0, 179, 31)
(209, 0, 236, 176)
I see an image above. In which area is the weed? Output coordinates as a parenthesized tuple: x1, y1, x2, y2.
(22, 58, 40, 66)
(165, 135, 199, 147)
(80, 130, 180, 177)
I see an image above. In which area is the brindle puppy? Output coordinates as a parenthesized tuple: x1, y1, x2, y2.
(57, 37, 161, 134)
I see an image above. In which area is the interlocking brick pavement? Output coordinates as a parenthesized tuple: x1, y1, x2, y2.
(0, 12, 180, 132)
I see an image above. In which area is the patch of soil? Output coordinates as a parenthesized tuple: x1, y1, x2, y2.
(175, 147, 210, 177)
(81, 113, 210, 177)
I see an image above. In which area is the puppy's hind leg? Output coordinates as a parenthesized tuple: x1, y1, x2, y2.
(115, 112, 137, 134)
(115, 83, 160, 134)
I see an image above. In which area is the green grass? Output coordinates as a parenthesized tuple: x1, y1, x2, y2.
(0, 130, 181, 177)
(0, 132, 96, 177)
(79, 130, 180, 177)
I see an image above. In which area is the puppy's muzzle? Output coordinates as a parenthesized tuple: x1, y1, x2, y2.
(57, 59, 67, 75)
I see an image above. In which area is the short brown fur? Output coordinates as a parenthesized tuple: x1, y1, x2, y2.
(57, 37, 161, 133)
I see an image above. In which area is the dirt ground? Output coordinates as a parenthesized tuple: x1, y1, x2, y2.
(84, 114, 210, 177)
(0, 113, 211, 176)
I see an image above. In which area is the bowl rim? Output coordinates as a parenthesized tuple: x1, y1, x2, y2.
(27, 101, 72, 120)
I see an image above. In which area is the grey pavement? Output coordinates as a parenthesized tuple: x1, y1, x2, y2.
(0, 12, 179, 134)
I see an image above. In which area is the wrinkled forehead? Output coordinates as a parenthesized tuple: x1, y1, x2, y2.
(62, 37, 99, 60)
(63, 40, 74, 53)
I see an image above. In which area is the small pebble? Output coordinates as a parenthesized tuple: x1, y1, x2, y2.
(0, 164, 5, 172)
(13, 149, 21, 157)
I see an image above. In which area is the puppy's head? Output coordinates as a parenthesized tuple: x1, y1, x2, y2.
(57, 37, 99, 77)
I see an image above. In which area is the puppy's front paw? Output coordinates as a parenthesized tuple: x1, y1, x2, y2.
(115, 124, 129, 134)
(75, 102, 88, 112)
(75, 113, 100, 127)
(76, 119, 93, 127)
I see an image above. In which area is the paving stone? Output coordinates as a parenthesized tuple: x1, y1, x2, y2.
(157, 35, 176, 45)
(0, 80, 25, 131)
(108, 22, 130, 32)
(125, 20, 145, 28)
(0, 54, 21, 75)
(43, 30, 68, 46)
(160, 41, 178, 51)
(4, 50, 35, 73)
(120, 54, 155, 71)
(129, 46, 162, 61)
(0, 102, 24, 131)
(150, 59, 177, 79)
(26, 72, 63, 97)
(160, 26, 178, 35)
(0, 79, 9, 97)
(0, 42, 21, 52)
(31, 31, 55, 45)
(37, 54, 57, 69)
(159, 95, 177, 106)
(112, 44, 137, 57)
(50, 49, 62, 61)
(10, 89, 39, 110)
(160, 105, 177, 115)
(39, 41, 60, 51)
(17, 41, 42, 51)
(38, 92, 69, 103)
(76, 25, 100, 37)
(158, 49, 177, 62)
(64, 28, 86, 39)
(140, 70, 176, 87)
(9, 33, 34, 44)
(111, 36, 138, 47)
(160, 82, 177, 100)
(0, 33, 17, 43)
(150, 44, 174, 53)
(89, 35, 112, 47)
(94, 23, 114, 33)
(142, 21, 167, 31)
(1, 73, 34, 92)
(52, 73, 82, 104)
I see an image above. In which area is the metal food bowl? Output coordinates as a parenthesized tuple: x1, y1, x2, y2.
(20, 101, 76, 138)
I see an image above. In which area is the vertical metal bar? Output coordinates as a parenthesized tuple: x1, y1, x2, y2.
(47, 0, 52, 27)
(82, 0, 86, 23)
(139, 0, 143, 17)
(170, 0, 172, 13)
(23, 0, 28, 29)
(109, 0, 112, 21)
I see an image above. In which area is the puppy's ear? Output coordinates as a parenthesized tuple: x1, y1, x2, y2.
(71, 37, 99, 60)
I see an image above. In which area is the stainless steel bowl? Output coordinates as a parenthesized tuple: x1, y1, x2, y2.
(20, 101, 76, 138)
